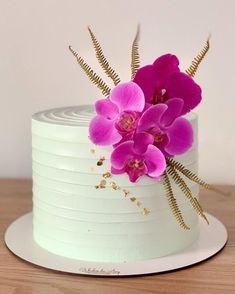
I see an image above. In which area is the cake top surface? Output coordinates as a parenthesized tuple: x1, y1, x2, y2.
(32, 105, 95, 127)
(32, 105, 196, 127)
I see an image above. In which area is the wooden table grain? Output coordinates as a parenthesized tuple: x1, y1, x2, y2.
(0, 179, 234, 294)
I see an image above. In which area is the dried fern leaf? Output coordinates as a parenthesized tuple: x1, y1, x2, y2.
(163, 171, 190, 230)
(69, 45, 111, 96)
(185, 37, 210, 77)
(193, 197, 209, 224)
(166, 158, 229, 196)
(131, 25, 140, 80)
(168, 165, 209, 224)
(88, 27, 120, 86)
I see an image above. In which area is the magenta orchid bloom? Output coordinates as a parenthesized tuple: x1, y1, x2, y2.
(89, 82, 145, 145)
(137, 98, 193, 157)
(111, 133, 166, 183)
(133, 54, 202, 115)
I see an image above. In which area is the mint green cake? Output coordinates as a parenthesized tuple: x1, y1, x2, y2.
(32, 105, 199, 262)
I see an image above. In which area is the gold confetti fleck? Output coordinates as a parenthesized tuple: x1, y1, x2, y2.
(130, 197, 136, 202)
(95, 179, 106, 189)
(143, 208, 150, 216)
(100, 179, 106, 187)
(123, 189, 130, 197)
(103, 171, 111, 179)
(136, 201, 141, 207)
(110, 181, 120, 190)
(90, 149, 95, 154)
(97, 156, 105, 166)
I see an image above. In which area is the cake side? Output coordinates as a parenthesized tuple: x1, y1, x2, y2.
(32, 105, 199, 262)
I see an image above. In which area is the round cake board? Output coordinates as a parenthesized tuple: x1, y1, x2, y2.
(4, 212, 227, 276)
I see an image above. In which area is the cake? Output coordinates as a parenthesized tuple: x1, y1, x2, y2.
(31, 27, 212, 263)
(31, 105, 199, 262)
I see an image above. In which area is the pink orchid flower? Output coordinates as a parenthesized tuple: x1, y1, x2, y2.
(89, 82, 145, 145)
(137, 98, 193, 157)
(111, 133, 166, 183)
(133, 54, 202, 115)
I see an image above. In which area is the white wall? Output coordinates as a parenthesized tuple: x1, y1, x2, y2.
(0, 0, 234, 184)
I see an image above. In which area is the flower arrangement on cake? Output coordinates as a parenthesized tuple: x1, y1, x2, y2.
(69, 27, 224, 230)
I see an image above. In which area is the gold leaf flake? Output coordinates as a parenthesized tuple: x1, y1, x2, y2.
(130, 197, 136, 202)
(143, 208, 150, 216)
(97, 156, 105, 166)
(102, 171, 111, 179)
(95, 179, 106, 189)
(123, 189, 130, 197)
(110, 182, 120, 190)
(90, 149, 95, 154)
(100, 179, 106, 187)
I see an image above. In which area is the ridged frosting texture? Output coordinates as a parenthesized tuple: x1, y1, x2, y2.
(32, 105, 199, 262)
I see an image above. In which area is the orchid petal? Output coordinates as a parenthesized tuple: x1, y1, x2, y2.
(153, 54, 180, 88)
(133, 65, 156, 103)
(165, 117, 193, 155)
(113, 131, 135, 147)
(111, 141, 134, 170)
(160, 98, 184, 127)
(95, 98, 119, 119)
(133, 132, 154, 154)
(126, 164, 148, 183)
(153, 133, 170, 156)
(166, 72, 202, 115)
(144, 145, 166, 179)
(111, 166, 125, 175)
(138, 104, 168, 132)
(110, 82, 145, 113)
(89, 116, 122, 146)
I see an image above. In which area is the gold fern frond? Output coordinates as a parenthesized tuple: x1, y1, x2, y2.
(87, 27, 121, 86)
(68, 45, 111, 96)
(167, 165, 209, 224)
(163, 171, 190, 230)
(166, 158, 229, 196)
(185, 37, 210, 77)
(131, 25, 140, 80)
(192, 196, 209, 224)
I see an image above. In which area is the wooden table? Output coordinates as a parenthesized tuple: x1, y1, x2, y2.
(0, 179, 234, 294)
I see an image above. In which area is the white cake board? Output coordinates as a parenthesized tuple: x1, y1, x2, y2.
(4, 212, 227, 276)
